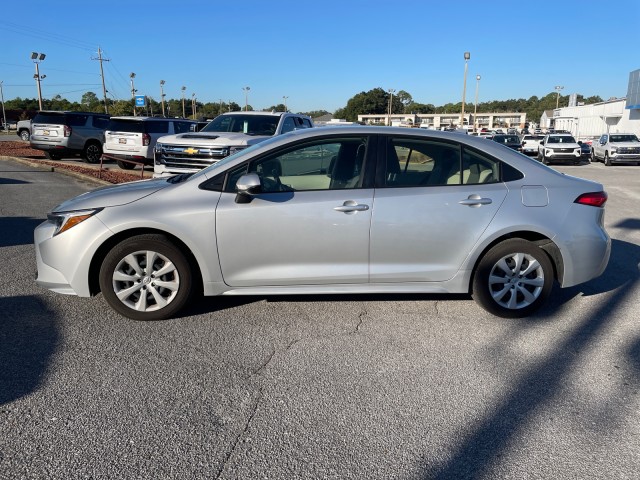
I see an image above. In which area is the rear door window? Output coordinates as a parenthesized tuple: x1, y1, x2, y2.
(92, 116, 110, 129)
(67, 114, 89, 127)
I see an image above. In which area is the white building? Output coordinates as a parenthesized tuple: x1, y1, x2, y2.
(547, 69, 640, 140)
(357, 112, 527, 129)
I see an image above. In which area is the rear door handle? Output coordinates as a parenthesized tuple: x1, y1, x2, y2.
(459, 194, 492, 207)
(334, 200, 370, 213)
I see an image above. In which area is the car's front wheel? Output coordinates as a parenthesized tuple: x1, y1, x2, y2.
(99, 234, 194, 321)
(604, 152, 612, 166)
(472, 239, 554, 318)
(19, 130, 30, 141)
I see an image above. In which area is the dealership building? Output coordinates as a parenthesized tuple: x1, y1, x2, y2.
(544, 69, 640, 140)
(357, 111, 526, 130)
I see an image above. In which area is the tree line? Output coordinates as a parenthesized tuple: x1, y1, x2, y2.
(334, 88, 604, 123)
(2, 88, 603, 123)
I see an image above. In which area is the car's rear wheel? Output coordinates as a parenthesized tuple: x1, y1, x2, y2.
(117, 159, 136, 170)
(99, 234, 194, 321)
(472, 239, 554, 318)
(46, 151, 62, 160)
(82, 142, 102, 164)
(604, 152, 612, 166)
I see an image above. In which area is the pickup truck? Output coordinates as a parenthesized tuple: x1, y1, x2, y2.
(16, 120, 31, 141)
(153, 111, 313, 177)
(537, 134, 581, 165)
(520, 134, 544, 156)
(591, 133, 640, 165)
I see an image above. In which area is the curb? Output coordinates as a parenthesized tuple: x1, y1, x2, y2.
(1, 155, 125, 186)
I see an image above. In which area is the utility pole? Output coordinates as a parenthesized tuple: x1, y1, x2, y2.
(130, 72, 137, 116)
(92, 46, 110, 114)
(160, 80, 166, 117)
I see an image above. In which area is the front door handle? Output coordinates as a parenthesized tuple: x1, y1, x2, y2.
(459, 194, 492, 207)
(334, 200, 370, 213)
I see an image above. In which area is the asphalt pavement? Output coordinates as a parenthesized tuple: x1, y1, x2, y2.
(0, 157, 639, 479)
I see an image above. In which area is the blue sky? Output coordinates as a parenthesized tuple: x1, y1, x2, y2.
(1, 0, 638, 113)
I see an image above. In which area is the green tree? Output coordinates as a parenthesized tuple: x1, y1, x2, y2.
(81, 91, 101, 111)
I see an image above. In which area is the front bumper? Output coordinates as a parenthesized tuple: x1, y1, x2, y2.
(34, 215, 113, 297)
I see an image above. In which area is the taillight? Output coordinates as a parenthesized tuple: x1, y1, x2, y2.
(575, 191, 607, 207)
(64, 125, 72, 137)
(142, 133, 150, 146)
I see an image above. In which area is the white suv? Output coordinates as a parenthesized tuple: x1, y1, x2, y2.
(153, 111, 313, 177)
(591, 133, 640, 165)
(103, 117, 196, 170)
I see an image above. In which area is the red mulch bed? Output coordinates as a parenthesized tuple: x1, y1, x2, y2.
(0, 141, 148, 184)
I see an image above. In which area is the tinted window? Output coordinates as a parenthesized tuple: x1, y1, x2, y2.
(145, 121, 170, 134)
(107, 119, 144, 133)
(280, 117, 296, 134)
(33, 112, 66, 124)
(67, 114, 89, 127)
(174, 121, 193, 134)
(92, 116, 110, 129)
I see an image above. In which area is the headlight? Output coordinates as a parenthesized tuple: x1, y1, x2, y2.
(155, 143, 164, 153)
(47, 209, 101, 236)
(610, 146, 617, 153)
(229, 146, 246, 155)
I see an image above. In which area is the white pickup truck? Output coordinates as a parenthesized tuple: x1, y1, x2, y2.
(153, 111, 313, 177)
(591, 133, 640, 165)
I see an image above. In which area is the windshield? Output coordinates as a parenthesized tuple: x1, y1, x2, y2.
(201, 114, 279, 136)
(547, 135, 576, 144)
(610, 134, 639, 142)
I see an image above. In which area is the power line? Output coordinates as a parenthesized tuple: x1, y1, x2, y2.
(0, 20, 96, 51)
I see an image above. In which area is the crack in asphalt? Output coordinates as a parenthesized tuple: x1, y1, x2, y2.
(215, 388, 263, 480)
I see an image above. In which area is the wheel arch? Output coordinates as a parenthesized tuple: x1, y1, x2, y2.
(469, 230, 563, 292)
(88, 228, 203, 296)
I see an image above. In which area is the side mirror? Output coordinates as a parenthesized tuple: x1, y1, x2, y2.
(235, 173, 262, 203)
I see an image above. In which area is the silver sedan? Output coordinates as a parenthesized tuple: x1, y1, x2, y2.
(34, 126, 611, 320)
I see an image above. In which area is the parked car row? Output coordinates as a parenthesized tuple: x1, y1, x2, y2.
(25, 110, 314, 177)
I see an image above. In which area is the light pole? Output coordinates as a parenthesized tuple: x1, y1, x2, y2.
(130, 72, 137, 116)
(181, 86, 186, 118)
(0, 80, 7, 133)
(242, 86, 250, 111)
(192, 93, 196, 119)
(160, 80, 166, 117)
(283, 95, 288, 111)
(460, 52, 470, 128)
(555, 85, 564, 109)
(473, 74, 481, 132)
(30, 52, 46, 110)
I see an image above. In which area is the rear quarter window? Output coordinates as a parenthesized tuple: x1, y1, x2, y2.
(145, 121, 170, 134)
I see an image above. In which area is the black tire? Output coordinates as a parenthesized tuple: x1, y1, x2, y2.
(19, 130, 30, 141)
(99, 234, 194, 321)
(604, 152, 611, 166)
(541, 154, 549, 165)
(591, 151, 597, 163)
(46, 151, 62, 160)
(82, 142, 102, 164)
(117, 159, 136, 170)
(472, 239, 554, 318)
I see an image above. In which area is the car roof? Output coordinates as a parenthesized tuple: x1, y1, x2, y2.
(109, 116, 194, 121)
